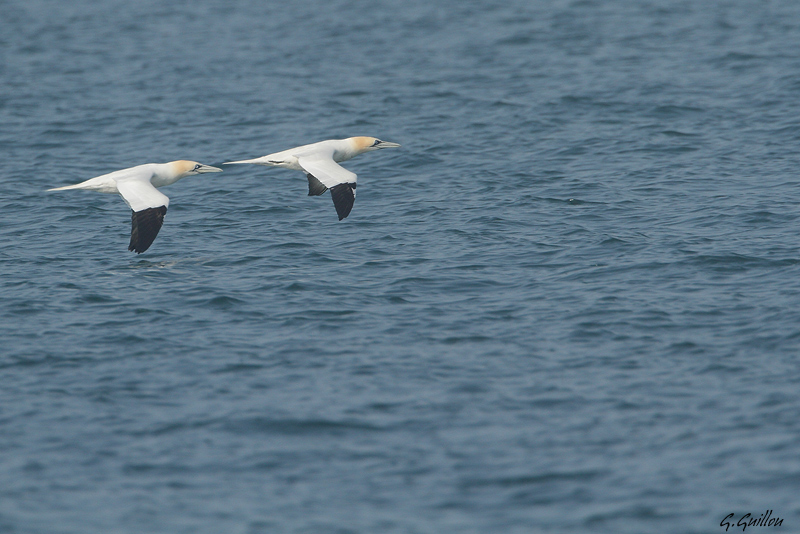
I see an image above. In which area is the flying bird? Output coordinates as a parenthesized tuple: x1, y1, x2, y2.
(47, 160, 222, 253)
(225, 136, 401, 220)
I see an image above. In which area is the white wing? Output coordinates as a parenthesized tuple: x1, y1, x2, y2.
(116, 176, 170, 212)
(297, 154, 358, 220)
(297, 155, 357, 188)
(115, 174, 171, 254)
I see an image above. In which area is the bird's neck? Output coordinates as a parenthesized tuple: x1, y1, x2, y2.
(151, 164, 187, 188)
(334, 139, 367, 162)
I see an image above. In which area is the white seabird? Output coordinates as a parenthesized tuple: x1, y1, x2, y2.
(225, 136, 401, 220)
(47, 160, 222, 253)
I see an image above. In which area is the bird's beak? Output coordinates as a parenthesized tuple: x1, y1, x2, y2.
(377, 141, 401, 148)
(196, 164, 223, 173)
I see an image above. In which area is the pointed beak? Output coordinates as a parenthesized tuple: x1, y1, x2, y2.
(196, 164, 223, 173)
(377, 141, 401, 148)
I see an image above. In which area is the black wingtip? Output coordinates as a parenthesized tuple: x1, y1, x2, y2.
(329, 183, 356, 221)
(129, 206, 167, 253)
(306, 174, 328, 196)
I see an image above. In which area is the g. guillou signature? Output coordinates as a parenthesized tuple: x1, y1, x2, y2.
(721, 510, 783, 531)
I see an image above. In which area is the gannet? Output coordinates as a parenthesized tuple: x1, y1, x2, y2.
(225, 137, 401, 220)
(47, 161, 222, 253)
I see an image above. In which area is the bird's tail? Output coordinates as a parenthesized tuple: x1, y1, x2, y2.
(223, 156, 275, 165)
(46, 184, 83, 191)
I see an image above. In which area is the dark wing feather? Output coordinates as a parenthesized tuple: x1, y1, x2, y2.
(306, 173, 328, 196)
(329, 183, 356, 221)
(129, 206, 167, 253)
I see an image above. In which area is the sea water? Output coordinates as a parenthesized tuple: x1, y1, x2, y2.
(2, 1, 800, 532)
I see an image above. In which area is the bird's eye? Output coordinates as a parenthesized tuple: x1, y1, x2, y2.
(372, 139, 381, 146)
(194, 164, 201, 170)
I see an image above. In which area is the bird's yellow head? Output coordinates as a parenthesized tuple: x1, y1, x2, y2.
(169, 160, 223, 176)
(350, 137, 402, 153)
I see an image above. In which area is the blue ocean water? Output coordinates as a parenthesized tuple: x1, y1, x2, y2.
(2, 0, 800, 532)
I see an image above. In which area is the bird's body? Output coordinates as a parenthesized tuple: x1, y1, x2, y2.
(47, 160, 222, 253)
(225, 136, 400, 220)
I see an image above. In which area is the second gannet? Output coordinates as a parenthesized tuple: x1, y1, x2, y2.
(47, 161, 222, 253)
(225, 137, 401, 220)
